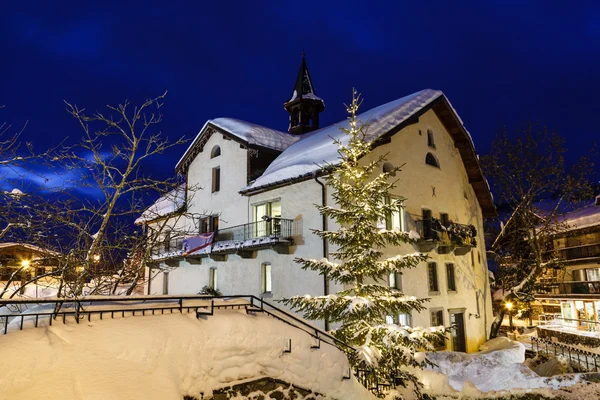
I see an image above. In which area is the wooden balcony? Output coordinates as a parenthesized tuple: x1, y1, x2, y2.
(414, 218, 477, 254)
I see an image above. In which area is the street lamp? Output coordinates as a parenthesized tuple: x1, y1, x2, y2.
(505, 301, 514, 331)
(20, 260, 30, 295)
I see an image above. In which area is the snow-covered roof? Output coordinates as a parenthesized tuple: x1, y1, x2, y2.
(558, 199, 600, 233)
(242, 89, 444, 193)
(210, 118, 299, 152)
(0, 242, 60, 257)
(176, 118, 299, 173)
(135, 184, 186, 225)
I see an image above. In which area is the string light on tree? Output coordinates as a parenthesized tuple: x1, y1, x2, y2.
(282, 89, 445, 399)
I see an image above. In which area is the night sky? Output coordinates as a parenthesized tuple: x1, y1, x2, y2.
(1, 1, 599, 189)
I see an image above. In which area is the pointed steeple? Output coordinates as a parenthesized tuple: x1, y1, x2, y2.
(284, 53, 325, 135)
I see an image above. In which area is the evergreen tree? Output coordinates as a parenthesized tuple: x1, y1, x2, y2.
(282, 90, 445, 398)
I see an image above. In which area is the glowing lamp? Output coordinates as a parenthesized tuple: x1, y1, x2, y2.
(20, 260, 30, 269)
(505, 302, 513, 310)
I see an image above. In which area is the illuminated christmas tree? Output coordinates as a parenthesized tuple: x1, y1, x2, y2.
(283, 90, 444, 398)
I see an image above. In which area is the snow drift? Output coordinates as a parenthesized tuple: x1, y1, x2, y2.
(0, 307, 373, 400)
(421, 337, 580, 394)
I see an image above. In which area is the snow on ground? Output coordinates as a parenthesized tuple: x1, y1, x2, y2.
(0, 305, 374, 400)
(418, 337, 582, 397)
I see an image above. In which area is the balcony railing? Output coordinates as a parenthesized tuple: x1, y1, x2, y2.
(214, 218, 294, 243)
(557, 243, 600, 262)
(536, 280, 600, 295)
(150, 218, 296, 259)
(414, 218, 477, 247)
(151, 237, 185, 258)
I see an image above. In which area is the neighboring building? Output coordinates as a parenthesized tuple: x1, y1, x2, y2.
(535, 196, 600, 331)
(137, 56, 496, 352)
(0, 242, 59, 280)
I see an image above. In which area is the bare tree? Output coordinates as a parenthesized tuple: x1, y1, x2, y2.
(0, 93, 199, 301)
(482, 123, 595, 338)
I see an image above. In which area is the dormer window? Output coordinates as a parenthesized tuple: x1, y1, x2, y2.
(427, 129, 436, 149)
(425, 153, 440, 168)
(211, 145, 221, 159)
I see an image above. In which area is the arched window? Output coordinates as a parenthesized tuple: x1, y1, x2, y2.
(382, 162, 395, 174)
(211, 145, 221, 159)
(425, 152, 440, 168)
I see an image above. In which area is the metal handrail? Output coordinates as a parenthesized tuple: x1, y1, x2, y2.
(530, 336, 600, 372)
(0, 294, 350, 351)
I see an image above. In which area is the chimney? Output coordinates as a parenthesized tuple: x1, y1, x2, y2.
(595, 195, 600, 206)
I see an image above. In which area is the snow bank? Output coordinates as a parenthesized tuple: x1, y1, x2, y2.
(0, 308, 374, 400)
(421, 337, 580, 394)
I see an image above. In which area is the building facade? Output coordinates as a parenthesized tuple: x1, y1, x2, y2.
(137, 58, 496, 352)
(535, 196, 600, 331)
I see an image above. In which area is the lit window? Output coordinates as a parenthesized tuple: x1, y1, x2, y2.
(399, 312, 412, 327)
(209, 268, 218, 290)
(446, 263, 456, 291)
(386, 313, 411, 326)
(212, 167, 220, 193)
(428, 262, 439, 292)
(385, 196, 405, 232)
(211, 145, 221, 158)
(261, 263, 272, 293)
(253, 200, 281, 237)
(425, 153, 440, 168)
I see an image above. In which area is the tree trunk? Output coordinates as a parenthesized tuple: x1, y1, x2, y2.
(489, 307, 506, 339)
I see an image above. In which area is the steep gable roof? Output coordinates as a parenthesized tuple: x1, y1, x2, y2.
(241, 89, 496, 218)
(176, 118, 300, 173)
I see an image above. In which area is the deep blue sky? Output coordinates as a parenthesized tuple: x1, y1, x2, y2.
(1, 1, 599, 187)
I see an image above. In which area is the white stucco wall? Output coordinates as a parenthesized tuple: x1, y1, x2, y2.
(144, 109, 493, 347)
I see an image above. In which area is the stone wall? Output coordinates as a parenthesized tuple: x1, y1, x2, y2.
(184, 377, 330, 400)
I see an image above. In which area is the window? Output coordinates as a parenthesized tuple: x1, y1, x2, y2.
(427, 129, 436, 148)
(162, 271, 169, 295)
(428, 262, 439, 292)
(386, 312, 412, 326)
(389, 271, 401, 291)
(399, 312, 412, 327)
(199, 215, 219, 233)
(163, 229, 172, 252)
(261, 263, 272, 293)
(212, 167, 220, 193)
(210, 145, 221, 158)
(431, 309, 444, 326)
(425, 153, 440, 168)
(440, 212, 450, 226)
(446, 263, 456, 291)
(385, 196, 405, 232)
(430, 309, 445, 348)
(209, 268, 218, 290)
(253, 200, 282, 237)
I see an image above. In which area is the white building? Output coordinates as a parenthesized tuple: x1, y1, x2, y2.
(137, 57, 496, 352)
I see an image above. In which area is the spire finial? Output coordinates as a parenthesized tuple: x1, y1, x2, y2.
(302, 49, 305, 59)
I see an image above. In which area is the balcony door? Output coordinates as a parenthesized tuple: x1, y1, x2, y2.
(253, 201, 281, 237)
(422, 209, 433, 239)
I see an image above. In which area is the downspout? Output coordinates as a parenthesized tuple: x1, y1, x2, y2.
(314, 172, 330, 331)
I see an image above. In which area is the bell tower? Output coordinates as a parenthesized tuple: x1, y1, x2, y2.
(284, 54, 325, 135)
